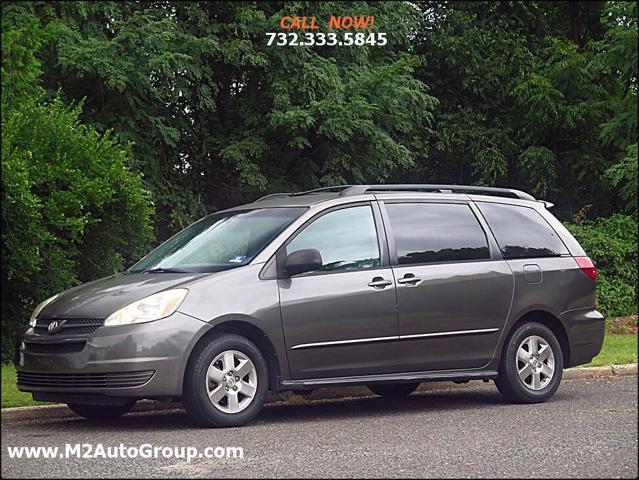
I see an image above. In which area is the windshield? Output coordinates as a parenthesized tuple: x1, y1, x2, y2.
(128, 207, 306, 273)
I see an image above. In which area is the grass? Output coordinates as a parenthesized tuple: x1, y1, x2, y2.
(582, 333, 637, 367)
(2, 333, 637, 409)
(1, 364, 47, 408)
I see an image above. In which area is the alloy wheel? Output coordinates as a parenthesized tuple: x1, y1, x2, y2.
(516, 335, 555, 391)
(205, 349, 258, 413)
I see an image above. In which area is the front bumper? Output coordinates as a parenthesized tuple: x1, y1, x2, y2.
(560, 308, 605, 367)
(15, 311, 211, 404)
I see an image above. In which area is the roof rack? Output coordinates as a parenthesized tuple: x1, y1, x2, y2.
(339, 184, 536, 201)
(256, 184, 539, 203)
(255, 186, 356, 202)
(254, 193, 293, 202)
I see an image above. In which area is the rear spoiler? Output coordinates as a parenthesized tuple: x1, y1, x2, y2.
(540, 200, 554, 209)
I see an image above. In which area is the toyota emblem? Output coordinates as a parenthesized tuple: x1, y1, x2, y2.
(47, 320, 66, 334)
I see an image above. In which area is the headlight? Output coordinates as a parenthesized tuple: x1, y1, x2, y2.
(104, 289, 188, 326)
(29, 294, 60, 327)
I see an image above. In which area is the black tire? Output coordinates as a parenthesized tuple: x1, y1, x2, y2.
(368, 382, 419, 398)
(67, 401, 136, 420)
(183, 334, 268, 428)
(495, 322, 563, 404)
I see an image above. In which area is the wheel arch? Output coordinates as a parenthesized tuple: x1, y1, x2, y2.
(184, 319, 282, 392)
(505, 310, 571, 366)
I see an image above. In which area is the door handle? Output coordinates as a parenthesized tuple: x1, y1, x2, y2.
(397, 274, 422, 285)
(368, 277, 393, 288)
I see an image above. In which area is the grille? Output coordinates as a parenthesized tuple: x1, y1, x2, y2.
(24, 341, 86, 354)
(34, 318, 105, 336)
(17, 370, 155, 389)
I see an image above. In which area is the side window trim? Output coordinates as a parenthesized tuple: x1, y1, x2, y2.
(467, 202, 504, 261)
(274, 202, 389, 279)
(377, 199, 399, 266)
(379, 199, 496, 267)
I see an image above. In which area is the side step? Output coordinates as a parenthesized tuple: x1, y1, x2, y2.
(279, 369, 498, 391)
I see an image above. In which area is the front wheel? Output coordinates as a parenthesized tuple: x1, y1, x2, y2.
(495, 322, 563, 403)
(67, 401, 136, 419)
(183, 334, 268, 428)
(368, 382, 419, 398)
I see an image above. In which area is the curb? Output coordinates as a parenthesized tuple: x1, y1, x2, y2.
(563, 363, 637, 379)
(2, 363, 636, 423)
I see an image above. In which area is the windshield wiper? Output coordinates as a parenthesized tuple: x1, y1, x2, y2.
(142, 267, 189, 274)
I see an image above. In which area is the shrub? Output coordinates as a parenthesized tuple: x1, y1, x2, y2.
(1, 97, 154, 361)
(566, 214, 638, 318)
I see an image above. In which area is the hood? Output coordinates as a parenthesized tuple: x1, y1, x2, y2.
(38, 272, 208, 319)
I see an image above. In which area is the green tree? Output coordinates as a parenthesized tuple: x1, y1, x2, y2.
(597, 1, 638, 214)
(12, 1, 437, 237)
(412, 1, 636, 219)
(1, 8, 154, 360)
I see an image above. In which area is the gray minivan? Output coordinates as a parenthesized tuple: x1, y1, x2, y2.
(16, 185, 605, 427)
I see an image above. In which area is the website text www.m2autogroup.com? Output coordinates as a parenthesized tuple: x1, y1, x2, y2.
(6, 443, 244, 462)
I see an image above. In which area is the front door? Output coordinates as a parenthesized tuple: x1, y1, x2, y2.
(278, 203, 399, 379)
(381, 200, 513, 372)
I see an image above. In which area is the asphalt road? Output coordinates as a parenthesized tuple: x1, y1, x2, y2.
(2, 376, 637, 479)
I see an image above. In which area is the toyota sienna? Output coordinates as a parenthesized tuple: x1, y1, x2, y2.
(16, 184, 605, 427)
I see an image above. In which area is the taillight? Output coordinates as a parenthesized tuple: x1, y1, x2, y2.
(574, 256, 597, 282)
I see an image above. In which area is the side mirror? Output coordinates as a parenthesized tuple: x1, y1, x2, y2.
(284, 249, 323, 277)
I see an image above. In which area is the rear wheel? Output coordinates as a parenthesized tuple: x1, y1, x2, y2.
(496, 322, 563, 403)
(67, 401, 136, 419)
(368, 383, 419, 398)
(183, 334, 268, 428)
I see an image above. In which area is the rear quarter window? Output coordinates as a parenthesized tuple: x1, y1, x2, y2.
(477, 202, 569, 259)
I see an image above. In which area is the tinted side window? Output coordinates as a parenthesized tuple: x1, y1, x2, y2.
(286, 205, 381, 273)
(385, 203, 490, 265)
(477, 202, 569, 259)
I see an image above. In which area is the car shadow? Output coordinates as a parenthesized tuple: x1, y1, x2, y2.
(257, 386, 574, 425)
(13, 385, 576, 432)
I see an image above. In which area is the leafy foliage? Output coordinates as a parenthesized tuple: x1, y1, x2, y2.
(1, 9, 44, 102)
(605, 143, 638, 214)
(1, 7, 154, 360)
(566, 215, 638, 317)
(4, 1, 634, 225)
(412, 1, 637, 218)
(7, 1, 437, 237)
